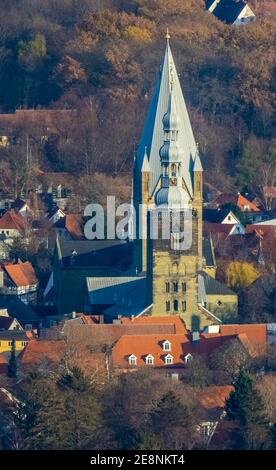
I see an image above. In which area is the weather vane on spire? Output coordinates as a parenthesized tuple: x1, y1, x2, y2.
(165, 28, 170, 42)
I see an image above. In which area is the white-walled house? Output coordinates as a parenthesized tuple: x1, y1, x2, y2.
(206, 0, 256, 25)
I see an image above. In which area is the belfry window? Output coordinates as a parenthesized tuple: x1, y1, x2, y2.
(171, 164, 177, 177)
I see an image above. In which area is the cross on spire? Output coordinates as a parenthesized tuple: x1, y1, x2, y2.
(165, 28, 170, 42)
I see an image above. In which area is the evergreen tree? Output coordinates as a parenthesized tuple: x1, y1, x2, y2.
(226, 370, 271, 449)
(7, 339, 17, 378)
(149, 391, 197, 449)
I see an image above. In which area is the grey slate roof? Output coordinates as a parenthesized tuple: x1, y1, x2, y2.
(0, 330, 29, 341)
(0, 295, 42, 324)
(58, 239, 133, 271)
(198, 271, 236, 296)
(202, 237, 216, 267)
(137, 40, 198, 197)
(211, 0, 249, 24)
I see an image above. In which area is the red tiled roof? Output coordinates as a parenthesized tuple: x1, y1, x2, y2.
(204, 222, 235, 237)
(219, 324, 267, 353)
(119, 315, 188, 334)
(112, 333, 191, 368)
(3, 261, 38, 287)
(197, 385, 234, 410)
(0, 210, 26, 232)
(214, 193, 260, 212)
(245, 224, 276, 236)
(65, 214, 83, 240)
(112, 323, 268, 368)
(21, 339, 106, 374)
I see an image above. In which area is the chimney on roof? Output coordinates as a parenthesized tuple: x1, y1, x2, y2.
(192, 331, 200, 343)
(72, 311, 76, 319)
(131, 315, 135, 321)
(99, 315, 104, 324)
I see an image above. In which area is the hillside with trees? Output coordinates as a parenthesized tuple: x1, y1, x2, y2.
(0, 0, 275, 197)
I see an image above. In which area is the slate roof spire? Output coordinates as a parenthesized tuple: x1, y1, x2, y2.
(136, 32, 197, 198)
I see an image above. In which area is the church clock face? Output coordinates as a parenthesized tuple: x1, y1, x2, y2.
(170, 177, 177, 186)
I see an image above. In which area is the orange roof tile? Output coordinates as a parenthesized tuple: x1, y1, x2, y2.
(197, 385, 234, 410)
(65, 214, 83, 240)
(0, 210, 26, 232)
(112, 333, 192, 368)
(237, 193, 260, 212)
(3, 261, 38, 287)
(21, 339, 106, 375)
(112, 323, 267, 368)
(219, 324, 267, 353)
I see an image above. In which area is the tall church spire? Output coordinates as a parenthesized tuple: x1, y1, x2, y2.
(136, 34, 197, 198)
(155, 73, 190, 209)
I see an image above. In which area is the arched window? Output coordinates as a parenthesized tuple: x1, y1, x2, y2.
(171, 163, 176, 177)
(166, 301, 170, 312)
(173, 300, 178, 312)
(182, 301, 186, 312)
(172, 262, 178, 274)
(165, 282, 170, 293)
(182, 282, 187, 292)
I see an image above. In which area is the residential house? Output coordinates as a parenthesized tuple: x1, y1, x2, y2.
(11, 198, 32, 218)
(206, 0, 256, 25)
(0, 295, 43, 330)
(0, 330, 29, 354)
(0, 210, 26, 239)
(197, 385, 234, 444)
(54, 214, 83, 240)
(213, 192, 260, 212)
(111, 322, 267, 370)
(0, 309, 23, 331)
(1, 260, 39, 305)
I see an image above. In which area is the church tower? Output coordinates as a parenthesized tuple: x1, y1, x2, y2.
(132, 33, 205, 330)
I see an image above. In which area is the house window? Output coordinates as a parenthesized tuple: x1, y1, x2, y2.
(145, 355, 154, 365)
(163, 340, 171, 352)
(165, 282, 170, 293)
(182, 301, 186, 312)
(196, 180, 201, 191)
(8, 341, 13, 347)
(185, 353, 193, 364)
(173, 282, 178, 292)
(21, 341, 27, 347)
(173, 300, 178, 312)
(166, 301, 170, 312)
(164, 354, 173, 365)
(128, 354, 137, 366)
(228, 215, 231, 221)
(182, 282, 186, 292)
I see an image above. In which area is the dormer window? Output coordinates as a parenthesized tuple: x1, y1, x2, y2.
(163, 340, 171, 352)
(128, 354, 137, 366)
(145, 354, 154, 365)
(164, 354, 173, 365)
